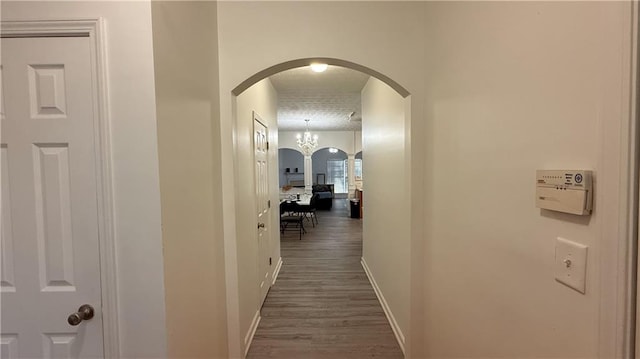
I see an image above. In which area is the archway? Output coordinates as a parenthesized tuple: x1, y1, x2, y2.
(311, 147, 349, 196)
(278, 148, 304, 188)
(232, 57, 410, 98)
(225, 59, 413, 357)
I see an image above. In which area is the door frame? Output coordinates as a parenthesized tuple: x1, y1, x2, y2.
(1, 19, 118, 357)
(634, 2, 640, 358)
(619, 1, 640, 357)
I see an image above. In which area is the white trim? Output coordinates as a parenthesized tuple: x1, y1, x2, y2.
(244, 310, 261, 358)
(607, 2, 639, 358)
(361, 257, 405, 355)
(223, 95, 243, 358)
(1, 19, 96, 37)
(631, 2, 640, 357)
(1, 19, 119, 358)
(272, 257, 283, 285)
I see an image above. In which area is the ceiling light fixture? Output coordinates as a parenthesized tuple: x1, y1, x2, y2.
(296, 119, 319, 156)
(329, 148, 338, 153)
(310, 63, 328, 73)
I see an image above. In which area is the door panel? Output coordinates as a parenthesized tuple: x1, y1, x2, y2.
(1, 37, 104, 358)
(0, 334, 18, 358)
(254, 114, 270, 307)
(1, 65, 5, 120)
(1, 145, 16, 292)
(34, 144, 76, 291)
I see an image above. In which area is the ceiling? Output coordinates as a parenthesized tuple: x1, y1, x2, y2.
(269, 65, 370, 131)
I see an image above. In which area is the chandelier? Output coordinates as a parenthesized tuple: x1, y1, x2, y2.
(296, 119, 318, 156)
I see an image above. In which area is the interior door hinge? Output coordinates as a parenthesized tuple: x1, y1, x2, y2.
(269, 257, 272, 266)
(268, 200, 271, 208)
(267, 141, 270, 150)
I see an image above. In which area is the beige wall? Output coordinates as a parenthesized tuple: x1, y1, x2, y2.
(217, 2, 634, 358)
(151, 2, 228, 358)
(361, 77, 410, 350)
(234, 78, 280, 354)
(216, 5, 427, 354)
(3, 1, 632, 358)
(420, 2, 633, 357)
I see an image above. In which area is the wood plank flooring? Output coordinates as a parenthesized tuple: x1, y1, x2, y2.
(247, 199, 404, 359)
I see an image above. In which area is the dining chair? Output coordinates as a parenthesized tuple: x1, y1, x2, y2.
(297, 193, 319, 227)
(280, 201, 306, 240)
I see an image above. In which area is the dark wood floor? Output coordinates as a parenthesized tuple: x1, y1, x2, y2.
(247, 199, 404, 359)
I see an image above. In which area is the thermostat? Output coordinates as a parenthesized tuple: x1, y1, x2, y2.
(536, 170, 593, 215)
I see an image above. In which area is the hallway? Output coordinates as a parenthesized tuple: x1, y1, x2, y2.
(247, 199, 404, 358)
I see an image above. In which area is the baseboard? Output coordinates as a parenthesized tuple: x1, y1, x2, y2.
(361, 257, 406, 355)
(243, 310, 261, 357)
(272, 257, 283, 285)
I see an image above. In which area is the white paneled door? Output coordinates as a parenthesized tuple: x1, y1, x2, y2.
(254, 113, 271, 307)
(1, 37, 104, 358)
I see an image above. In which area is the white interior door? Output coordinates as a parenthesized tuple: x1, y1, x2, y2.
(1, 36, 104, 358)
(254, 113, 270, 307)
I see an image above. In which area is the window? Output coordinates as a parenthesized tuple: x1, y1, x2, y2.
(354, 159, 363, 180)
(327, 159, 348, 193)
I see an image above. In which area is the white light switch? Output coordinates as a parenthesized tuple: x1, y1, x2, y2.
(555, 237, 588, 294)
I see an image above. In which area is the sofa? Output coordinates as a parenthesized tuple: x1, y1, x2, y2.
(312, 184, 334, 210)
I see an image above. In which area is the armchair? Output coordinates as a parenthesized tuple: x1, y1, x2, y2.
(312, 184, 333, 210)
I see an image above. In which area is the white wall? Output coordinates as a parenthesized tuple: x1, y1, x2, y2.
(217, 2, 633, 358)
(2, 1, 167, 357)
(6, 2, 632, 358)
(420, 2, 633, 357)
(361, 77, 410, 350)
(279, 130, 362, 155)
(234, 78, 280, 354)
(217, 4, 428, 356)
(6, 2, 633, 358)
(151, 2, 228, 358)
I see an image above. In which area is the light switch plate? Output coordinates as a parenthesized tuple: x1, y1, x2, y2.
(555, 237, 588, 293)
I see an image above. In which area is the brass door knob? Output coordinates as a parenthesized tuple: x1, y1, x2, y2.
(67, 304, 95, 326)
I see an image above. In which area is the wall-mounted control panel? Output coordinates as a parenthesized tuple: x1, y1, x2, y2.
(536, 170, 593, 215)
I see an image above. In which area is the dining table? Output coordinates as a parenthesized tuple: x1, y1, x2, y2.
(280, 196, 311, 206)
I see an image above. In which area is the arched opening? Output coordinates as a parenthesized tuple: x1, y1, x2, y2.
(278, 148, 304, 188)
(226, 59, 412, 357)
(232, 57, 410, 98)
(311, 147, 348, 196)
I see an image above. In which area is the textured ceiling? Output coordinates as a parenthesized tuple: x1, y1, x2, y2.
(269, 66, 370, 131)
